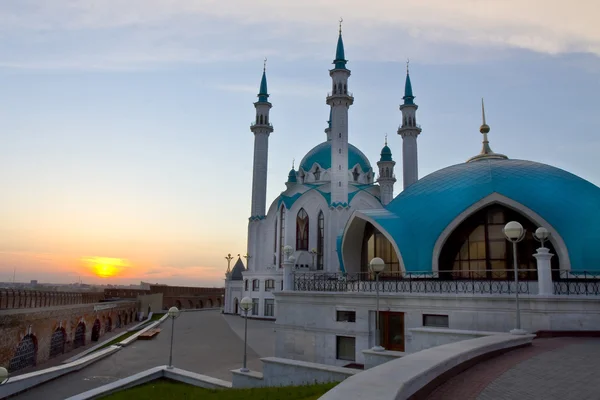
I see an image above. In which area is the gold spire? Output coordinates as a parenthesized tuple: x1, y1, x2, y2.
(263, 57, 267, 73)
(406, 58, 410, 75)
(466, 98, 508, 163)
(292, 158, 295, 169)
(339, 17, 343, 34)
(385, 133, 388, 146)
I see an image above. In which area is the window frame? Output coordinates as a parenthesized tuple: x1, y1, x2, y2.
(265, 279, 275, 292)
(296, 208, 309, 251)
(336, 310, 356, 323)
(252, 279, 260, 291)
(422, 314, 449, 328)
(251, 298, 259, 316)
(264, 299, 274, 317)
(336, 336, 356, 361)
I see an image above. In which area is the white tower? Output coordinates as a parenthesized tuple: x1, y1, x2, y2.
(377, 136, 396, 205)
(397, 64, 421, 190)
(326, 22, 354, 206)
(250, 61, 273, 219)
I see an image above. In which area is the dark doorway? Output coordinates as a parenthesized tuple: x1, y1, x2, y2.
(74, 322, 86, 349)
(379, 312, 405, 352)
(49, 328, 66, 358)
(91, 319, 101, 341)
(9, 334, 37, 372)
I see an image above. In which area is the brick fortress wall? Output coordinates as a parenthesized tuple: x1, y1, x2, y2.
(0, 291, 137, 374)
(104, 284, 225, 310)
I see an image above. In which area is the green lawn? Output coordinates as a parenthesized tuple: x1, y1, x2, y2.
(96, 330, 137, 351)
(150, 313, 165, 321)
(100, 379, 336, 400)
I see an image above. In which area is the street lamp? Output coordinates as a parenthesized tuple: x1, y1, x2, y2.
(533, 227, 550, 248)
(283, 245, 294, 261)
(503, 221, 527, 335)
(0, 367, 8, 385)
(239, 297, 253, 372)
(167, 306, 180, 369)
(370, 257, 386, 351)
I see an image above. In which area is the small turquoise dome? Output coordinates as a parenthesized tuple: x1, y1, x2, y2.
(380, 145, 393, 162)
(288, 168, 297, 183)
(299, 141, 371, 172)
(371, 159, 600, 273)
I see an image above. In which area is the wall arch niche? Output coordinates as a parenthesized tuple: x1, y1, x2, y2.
(438, 204, 559, 280)
(361, 222, 401, 274)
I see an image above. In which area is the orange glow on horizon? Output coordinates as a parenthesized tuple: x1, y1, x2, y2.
(82, 256, 130, 278)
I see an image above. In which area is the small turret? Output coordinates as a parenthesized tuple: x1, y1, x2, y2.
(286, 161, 298, 189)
(397, 60, 422, 190)
(377, 135, 396, 205)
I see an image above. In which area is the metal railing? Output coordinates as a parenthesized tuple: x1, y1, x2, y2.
(293, 270, 535, 295)
(553, 270, 600, 295)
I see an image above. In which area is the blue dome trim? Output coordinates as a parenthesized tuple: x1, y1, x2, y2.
(299, 142, 372, 172)
(249, 215, 266, 222)
(370, 159, 600, 273)
(337, 234, 345, 273)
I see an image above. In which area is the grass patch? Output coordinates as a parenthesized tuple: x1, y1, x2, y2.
(150, 313, 165, 321)
(100, 378, 336, 400)
(95, 330, 137, 351)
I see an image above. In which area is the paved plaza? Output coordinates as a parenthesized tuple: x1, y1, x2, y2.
(14, 310, 276, 400)
(427, 337, 600, 400)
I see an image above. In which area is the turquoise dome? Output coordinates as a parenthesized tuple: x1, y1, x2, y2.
(368, 159, 600, 273)
(288, 168, 297, 183)
(380, 145, 392, 162)
(299, 141, 371, 172)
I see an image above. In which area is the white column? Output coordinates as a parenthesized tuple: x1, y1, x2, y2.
(534, 247, 554, 296)
(402, 134, 418, 189)
(250, 132, 269, 217)
(283, 256, 295, 291)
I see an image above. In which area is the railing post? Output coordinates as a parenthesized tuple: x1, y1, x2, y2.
(282, 259, 294, 291)
(534, 247, 554, 295)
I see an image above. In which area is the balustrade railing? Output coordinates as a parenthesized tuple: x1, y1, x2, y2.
(293, 270, 535, 295)
(553, 270, 600, 295)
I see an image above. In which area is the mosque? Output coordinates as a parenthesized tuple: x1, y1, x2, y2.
(224, 27, 600, 366)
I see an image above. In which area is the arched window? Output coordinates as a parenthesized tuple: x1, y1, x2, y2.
(244, 280, 248, 291)
(9, 334, 37, 372)
(273, 219, 278, 265)
(438, 205, 558, 279)
(352, 168, 360, 181)
(344, 84, 347, 94)
(314, 166, 321, 181)
(296, 208, 309, 250)
(333, 84, 337, 94)
(317, 211, 325, 270)
(49, 328, 65, 358)
(259, 115, 263, 124)
(279, 206, 286, 268)
(361, 223, 401, 274)
(265, 115, 268, 124)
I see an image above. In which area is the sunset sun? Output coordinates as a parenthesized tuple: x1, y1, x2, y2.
(83, 257, 129, 278)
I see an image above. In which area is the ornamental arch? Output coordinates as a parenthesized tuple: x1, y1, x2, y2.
(8, 334, 37, 372)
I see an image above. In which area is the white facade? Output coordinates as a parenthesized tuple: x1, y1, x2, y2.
(224, 31, 396, 319)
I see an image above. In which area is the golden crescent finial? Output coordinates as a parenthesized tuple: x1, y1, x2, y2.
(385, 133, 388, 146)
(263, 57, 267, 72)
(406, 58, 410, 74)
(339, 17, 343, 34)
(292, 158, 295, 169)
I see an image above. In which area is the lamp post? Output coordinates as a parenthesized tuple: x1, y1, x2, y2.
(167, 306, 180, 368)
(239, 296, 253, 372)
(503, 221, 527, 335)
(309, 248, 318, 269)
(370, 257, 386, 351)
(533, 227, 553, 296)
(0, 367, 8, 385)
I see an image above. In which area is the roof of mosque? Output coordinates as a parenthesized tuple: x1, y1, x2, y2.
(380, 145, 393, 162)
(230, 258, 246, 281)
(362, 158, 600, 273)
(299, 141, 372, 172)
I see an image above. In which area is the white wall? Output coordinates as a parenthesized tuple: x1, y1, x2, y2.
(274, 291, 600, 365)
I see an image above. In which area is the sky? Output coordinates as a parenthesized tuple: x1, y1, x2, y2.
(0, 0, 599, 287)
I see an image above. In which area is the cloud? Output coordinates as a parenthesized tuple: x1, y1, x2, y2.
(0, 0, 598, 71)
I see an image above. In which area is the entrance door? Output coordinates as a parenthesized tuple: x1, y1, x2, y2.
(379, 312, 405, 351)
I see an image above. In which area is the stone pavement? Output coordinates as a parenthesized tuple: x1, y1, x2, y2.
(427, 337, 600, 400)
(14, 310, 276, 400)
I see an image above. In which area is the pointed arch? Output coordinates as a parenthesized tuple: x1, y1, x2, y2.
(259, 115, 264, 124)
(314, 166, 321, 181)
(317, 211, 325, 270)
(432, 193, 570, 273)
(296, 208, 309, 250)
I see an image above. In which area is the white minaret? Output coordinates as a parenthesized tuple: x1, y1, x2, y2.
(377, 135, 396, 205)
(326, 21, 354, 206)
(250, 60, 273, 218)
(397, 63, 421, 190)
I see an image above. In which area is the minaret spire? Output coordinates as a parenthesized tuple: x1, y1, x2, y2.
(467, 99, 508, 162)
(327, 20, 354, 207)
(398, 62, 421, 189)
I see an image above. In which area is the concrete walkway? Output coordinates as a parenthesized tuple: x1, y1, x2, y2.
(222, 314, 276, 358)
(427, 338, 600, 400)
(14, 310, 276, 400)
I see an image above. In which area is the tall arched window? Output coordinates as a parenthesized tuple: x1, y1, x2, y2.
(317, 211, 325, 270)
(361, 223, 401, 274)
(278, 206, 286, 268)
(296, 208, 309, 250)
(273, 219, 278, 265)
(352, 168, 360, 181)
